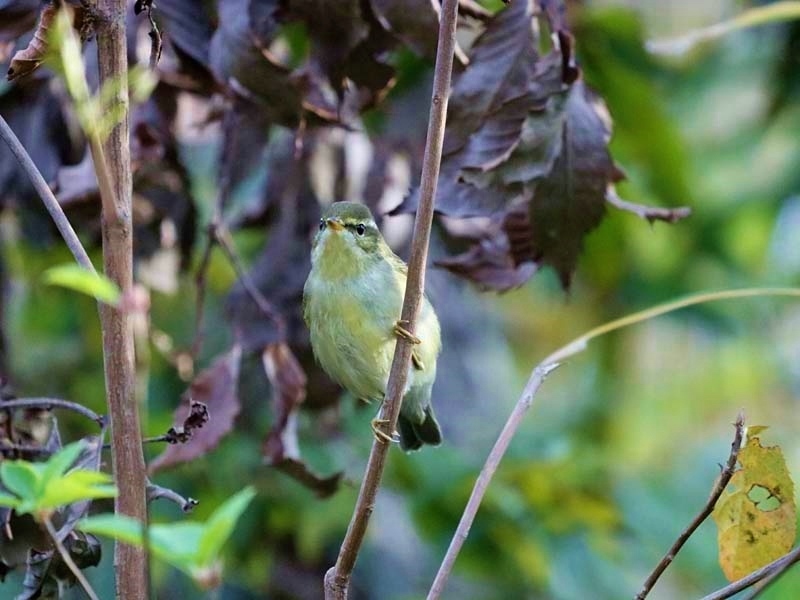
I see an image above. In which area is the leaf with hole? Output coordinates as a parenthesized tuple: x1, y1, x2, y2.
(712, 429, 797, 581)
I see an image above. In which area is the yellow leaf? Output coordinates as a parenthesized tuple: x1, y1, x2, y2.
(712, 433, 796, 581)
(745, 425, 769, 438)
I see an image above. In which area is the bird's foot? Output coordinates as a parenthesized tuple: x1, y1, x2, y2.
(393, 320, 421, 345)
(411, 351, 425, 371)
(371, 418, 399, 445)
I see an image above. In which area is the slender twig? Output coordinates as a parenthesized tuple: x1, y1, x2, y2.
(43, 515, 100, 600)
(323, 1, 460, 597)
(101, 433, 190, 451)
(192, 220, 284, 358)
(144, 4, 162, 69)
(0, 397, 104, 426)
(427, 288, 799, 598)
(101, 428, 209, 452)
(635, 412, 745, 599)
(0, 115, 94, 272)
(542, 288, 800, 366)
(700, 546, 800, 600)
(191, 227, 215, 359)
(95, 0, 149, 596)
(215, 224, 284, 329)
(606, 190, 692, 224)
(741, 550, 800, 600)
(427, 362, 559, 599)
(146, 481, 198, 512)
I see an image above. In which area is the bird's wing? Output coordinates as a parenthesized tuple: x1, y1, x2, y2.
(385, 250, 408, 277)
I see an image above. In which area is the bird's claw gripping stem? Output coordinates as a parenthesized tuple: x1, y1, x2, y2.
(394, 320, 421, 345)
(371, 418, 399, 445)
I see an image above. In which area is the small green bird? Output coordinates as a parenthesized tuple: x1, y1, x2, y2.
(303, 201, 442, 451)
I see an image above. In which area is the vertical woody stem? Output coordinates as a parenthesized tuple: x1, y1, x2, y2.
(323, 0, 460, 597)
(95, 1, 149, 597)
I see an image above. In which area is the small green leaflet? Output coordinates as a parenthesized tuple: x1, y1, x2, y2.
(80, 486, 256, 589)
(0, 441, 116, 517)
(42, 264, 120, 305)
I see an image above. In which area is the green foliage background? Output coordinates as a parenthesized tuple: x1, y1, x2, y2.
(2, 1, 800, 599)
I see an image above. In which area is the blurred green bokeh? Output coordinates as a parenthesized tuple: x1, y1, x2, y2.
(3, 1, 800, 599)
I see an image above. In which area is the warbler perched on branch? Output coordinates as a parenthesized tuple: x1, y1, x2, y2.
(303, 202, 442, 451)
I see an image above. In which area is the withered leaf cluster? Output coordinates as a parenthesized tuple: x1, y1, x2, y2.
(0, 0, 688, 499)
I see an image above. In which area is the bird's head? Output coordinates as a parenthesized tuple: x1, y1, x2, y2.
(311, 202, 387, 278)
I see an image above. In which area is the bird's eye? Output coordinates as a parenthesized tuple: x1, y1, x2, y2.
(356, 224, 366, 236)
(319, 220, 325, 231)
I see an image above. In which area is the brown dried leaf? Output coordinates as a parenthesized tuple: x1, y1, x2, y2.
(391, 1, 689, 288)
(369, 0, 468, 64)
(279, 0, 369, 94)
(263, 342, 306, 426)
(370, 0, 440, 59)
(161, 400, 209, 444)
(522, 82, 615, 287)
(149, 345, 242, 473)
(538, 0, 579, 84)
(270, 458, 343, 499)
(444, 0, 539, 155)
(210, 0, 306, 127)
(436, 237, 537, 292)
(262, 342, 342, 498)
(7, 3, 56, 81)
(436, 207, 538, 292)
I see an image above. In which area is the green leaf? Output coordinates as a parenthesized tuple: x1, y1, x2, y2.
(82, 516, 202, 576)
(39, 470, 116, 510)
(196, 486, 256, 566)
(81, 487, 257, 586)
(42, 264, 120, 305)
(40, 441, 85, 483)
(151, 522, 205, 568)
(0, 493, 21, 509)
(1, 461, 41, 500)
(0, 441, 117, 516)
(79, 514, 145, 547)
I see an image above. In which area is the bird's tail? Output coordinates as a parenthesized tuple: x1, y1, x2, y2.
(398, 406, 442, 451)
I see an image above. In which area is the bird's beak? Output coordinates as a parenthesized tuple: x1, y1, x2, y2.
(326, 217, 344, 232)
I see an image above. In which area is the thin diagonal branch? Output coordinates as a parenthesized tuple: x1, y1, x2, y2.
(215, 224, 285, 330)
(427, 362, 559, 599)
(701, 545, 800, 600)
(740, 548, 800, 599)
(323, 1, 460, 597)
(635, 412, 745, 599)
(426, 289, 798, 598)
(0, 115, 94, 272)
(43, 516, 100, 600)
(0, 397, 105, 426)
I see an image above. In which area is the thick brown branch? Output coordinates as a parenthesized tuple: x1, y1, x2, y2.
(0, 115, 94, 271)
(427, 362, 559, 599)
(323, 1, 460, 597)
(635, 412, 745, 599)
(95, 1, 149, 597)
